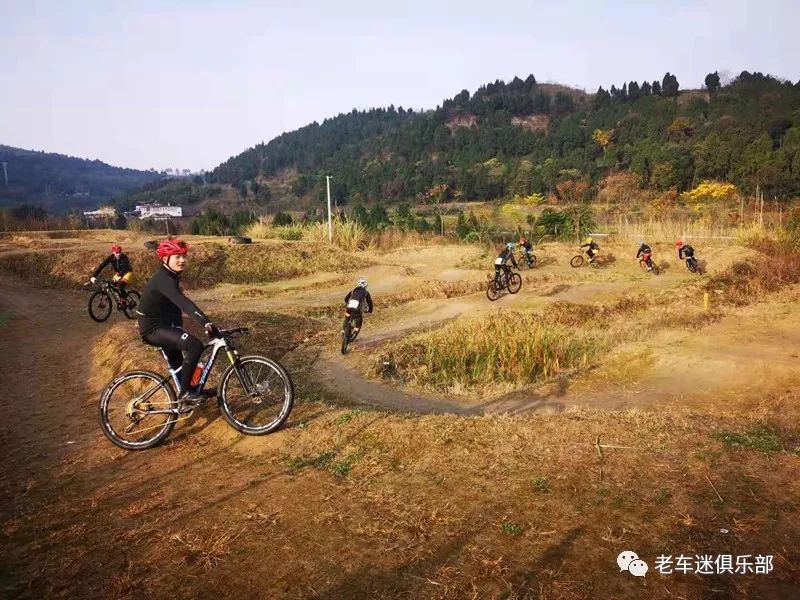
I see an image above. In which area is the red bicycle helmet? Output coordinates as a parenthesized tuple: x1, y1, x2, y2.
(111, 244, 122, 253)
(675, 240, 684, 247)
(156, 239, 189, 258)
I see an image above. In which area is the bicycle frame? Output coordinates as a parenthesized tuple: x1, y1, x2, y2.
(162, 336, 231, 392)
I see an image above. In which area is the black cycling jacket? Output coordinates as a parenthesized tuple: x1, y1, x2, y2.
(93, 253, 132, 278)
(496, 248, 518, 268)
(679, 245, 695, 259)
(137, 265, 210, 336)
(344, 287, 373, 312)
(636, 244, 652, 258)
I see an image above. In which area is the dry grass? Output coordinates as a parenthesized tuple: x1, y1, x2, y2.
(603, 216, 741, 243)
(244, 218, 452, 253)
(169, 527, 242, 570)
(705, 239, 800, 306)
(375, 311, 603, 391)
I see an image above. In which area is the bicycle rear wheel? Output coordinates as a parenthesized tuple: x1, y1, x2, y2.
(99, 370, 177, 450)
(486, 280, 501, 301)
(89, 291, 113, 322)
(341, 318, 352, 354)
(570, 255, 584, 268)
(218, 356, 294, 435)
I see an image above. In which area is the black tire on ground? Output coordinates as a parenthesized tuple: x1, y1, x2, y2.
(570, 255, 584, 268)
(143, 240, 159, 250)
(507, 272, 522, 294)
(528, 254, 537, 268)
(99, 370, 177, 450)
(486, 280, 501, 301)
(341, 320, 351, 354)
(89, 291, 113, 322)
(123, 290, 141, 319)
(217, 356, 294, 435)
(230, 236, 252, 245)
(349, 322, 360, 343)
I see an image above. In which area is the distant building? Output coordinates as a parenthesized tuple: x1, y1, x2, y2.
(83, 206, 117, 219)
(125, 203, 183, 220)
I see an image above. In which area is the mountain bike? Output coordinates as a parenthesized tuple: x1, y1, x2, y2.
(341, 306, 367, 354)
(570, 250, 600, 268)
(517, 249, 538, 269)
(99, 327, 294, 450)
(85, 280, 141, 322)
(487, 268, 522, 301)
(685, 256, 703, 274)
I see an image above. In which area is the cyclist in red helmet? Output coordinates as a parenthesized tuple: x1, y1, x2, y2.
(90, 244, 133, 304)
(137, 239, 219, 405)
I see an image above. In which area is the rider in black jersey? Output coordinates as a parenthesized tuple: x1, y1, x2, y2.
(91, 244, 133, 301)
(343, 279, 373, 335)
(494, 243, 518, 282)
(676, 239, 695, 259)
(636, 240, 653, 271)
(137, 239, 218, 404)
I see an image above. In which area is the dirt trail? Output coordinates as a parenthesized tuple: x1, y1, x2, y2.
(2, 242, 798, 599)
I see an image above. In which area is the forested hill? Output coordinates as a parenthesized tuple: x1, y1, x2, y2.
(210, 71, 800, 205)
(0, 145, 160, 212)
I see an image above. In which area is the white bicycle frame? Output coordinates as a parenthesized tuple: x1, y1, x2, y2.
(161, 336, 230, 391)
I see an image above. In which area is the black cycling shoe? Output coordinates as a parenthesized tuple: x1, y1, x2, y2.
(177, 390, 207, 411)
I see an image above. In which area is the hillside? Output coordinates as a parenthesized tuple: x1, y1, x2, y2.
(209, 71, 800, 209)
(0, 145, 161, 213)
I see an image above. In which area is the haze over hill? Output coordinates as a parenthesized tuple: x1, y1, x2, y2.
(0, 145, 160, 213)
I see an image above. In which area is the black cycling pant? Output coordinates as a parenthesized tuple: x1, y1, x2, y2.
(343, 311, 363, 332)
(117, 282, 128, 298)
(142, 327, 203, 394)
(494, 264, 511, 280)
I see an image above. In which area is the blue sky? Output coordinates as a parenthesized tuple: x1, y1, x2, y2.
(1, 0, 798, 171)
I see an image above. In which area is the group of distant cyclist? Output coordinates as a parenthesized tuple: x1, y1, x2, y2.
(492, 236, 699, 284)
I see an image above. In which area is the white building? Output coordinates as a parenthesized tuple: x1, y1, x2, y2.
(134, 203, 183, 219)
(83, 206, 116, 219)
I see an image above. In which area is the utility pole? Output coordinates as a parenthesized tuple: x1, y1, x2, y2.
(326, 175, 333, 244)
(1, 162, 7, 187)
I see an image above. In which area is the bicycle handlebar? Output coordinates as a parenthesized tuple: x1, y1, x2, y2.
(217, 327, 250, 338)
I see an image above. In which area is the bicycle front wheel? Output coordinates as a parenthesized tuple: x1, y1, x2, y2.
(218, 356, 294, 435)
(99, 370, 177, 450)
(507, 272, 522, 294)
(123, 290, 141, 319)
(89, 291, 113, 322)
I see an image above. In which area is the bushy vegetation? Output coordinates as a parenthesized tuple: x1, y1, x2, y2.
(116, 180, 224, 212)
(209, 71, 800, 206)
(190, 209, 255, 236)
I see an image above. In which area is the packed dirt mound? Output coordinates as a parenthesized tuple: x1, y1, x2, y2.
(0, 237, 372, 289)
